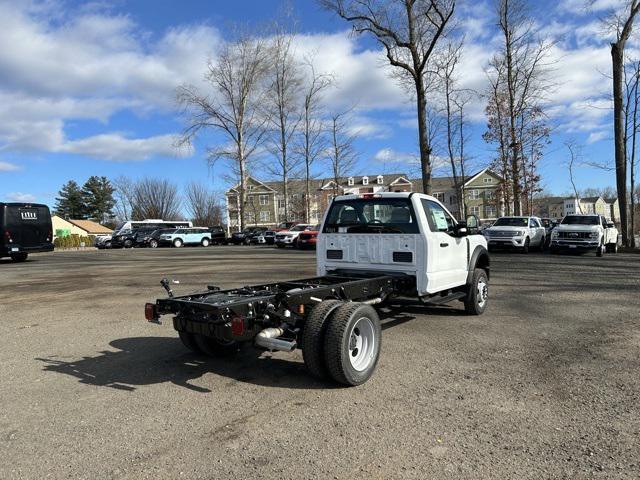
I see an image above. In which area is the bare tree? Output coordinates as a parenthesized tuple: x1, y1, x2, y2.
(485, 0, 551, 215)
(436, 41, 466, 217)
(609, 1, 640, 246)
(320, 0, 455, 195)
(132, 178, 182, 220)
(298, 59, 332, 223)
(177, 34, 270, 231)
(565, 141, 584, 214)
(265, 30, 304, 223)
(624, 58, 640, 246)
(113, 176, 136, 221)
(327, 109, 358, 196)
(185, 182, 223, 227)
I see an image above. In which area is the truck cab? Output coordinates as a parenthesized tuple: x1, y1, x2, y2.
(317, 192, 489, 297)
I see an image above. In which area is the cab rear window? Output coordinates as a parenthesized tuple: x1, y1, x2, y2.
(323, 198, 419, 234)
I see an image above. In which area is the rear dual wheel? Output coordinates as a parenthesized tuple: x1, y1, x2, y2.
(178, 331, 239, 357)
(303, 301, 381, 386)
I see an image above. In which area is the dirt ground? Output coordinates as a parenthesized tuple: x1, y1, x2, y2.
(0, 246, 638, 479)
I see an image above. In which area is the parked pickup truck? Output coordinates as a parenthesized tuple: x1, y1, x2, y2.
(145, 192, 490, 386)
(550, 214, 619, 256)
(482, 216, 546, 253)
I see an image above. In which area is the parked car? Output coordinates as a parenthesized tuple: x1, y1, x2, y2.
(256, 230, 276, 245)
(111, 227, 156, 248)
(550, 214, 618, 256)
(136, 228, 176, 248)
(275, 224, 315, 248)
(482, 216, 546, 253)
(540, 218, 557, 248)
(207, 226, 227, 245)
(95, 235, 113, 249)
(159, 227, 213, 248)
(297, 224, 321, 249)
(230, 227, 267, 245)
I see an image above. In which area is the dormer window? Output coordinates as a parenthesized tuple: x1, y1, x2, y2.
(348, 177, 354, 186)
(362, 176, 369, 185)
(377, 175, 384, 184)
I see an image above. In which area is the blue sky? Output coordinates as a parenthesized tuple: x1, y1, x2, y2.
(0, 0, 628, 208)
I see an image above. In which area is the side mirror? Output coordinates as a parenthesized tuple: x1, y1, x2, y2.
(454, 222, 468, 237)
(465, 215, 480, 233)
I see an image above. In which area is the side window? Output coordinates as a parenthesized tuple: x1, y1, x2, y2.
(529, 219, 536, 228)
(421, 199, 455, 233)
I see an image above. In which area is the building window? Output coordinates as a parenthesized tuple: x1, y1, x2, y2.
(483, 177, 492, 184)
(468, 189, 480, 200)
(362, 176, 369, 185)
(277, 198, 285, 209)
(470, 206, 481, 216)
(485, 205, 497, 217)
(259, 195, 268, 206)
(486, 190, 495, 199)
(247, 185, 253, 191)
(259, 211, 270, 222)
(377, 175, 384, 184)
(311, 209, 319, 220)
(348, 177, 354, 186)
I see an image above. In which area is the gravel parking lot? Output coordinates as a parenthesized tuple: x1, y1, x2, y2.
(1, 247, 639, 479)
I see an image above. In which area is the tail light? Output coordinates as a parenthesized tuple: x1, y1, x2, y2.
(231, 316, 244, 336)
(4, 230, 12, 243)
(144, 303, 158, 321)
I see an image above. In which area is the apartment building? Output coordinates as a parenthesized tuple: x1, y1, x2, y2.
(225, 170, 502, 231)
(537, 196, 620, 221)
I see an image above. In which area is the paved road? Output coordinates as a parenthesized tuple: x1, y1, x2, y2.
(1, 247, 639, 479)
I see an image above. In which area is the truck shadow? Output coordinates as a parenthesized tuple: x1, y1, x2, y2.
(35, 304, 456, 392)
(36, 337, 337, 393)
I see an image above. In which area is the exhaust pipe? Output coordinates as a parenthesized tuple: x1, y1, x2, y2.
(255, 327, 297, 352)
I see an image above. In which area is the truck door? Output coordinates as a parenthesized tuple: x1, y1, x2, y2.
(420, 199, 468, 292)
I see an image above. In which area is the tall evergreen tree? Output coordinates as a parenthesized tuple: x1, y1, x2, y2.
(55, 181, 85, 219)
(82, 176, 115, 223)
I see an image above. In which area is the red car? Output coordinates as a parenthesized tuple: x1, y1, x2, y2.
(297, 224, 320, 249)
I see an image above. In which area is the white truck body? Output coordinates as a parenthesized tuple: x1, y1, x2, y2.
(551, 214, 619, 255)
(317, 192, 488, 296)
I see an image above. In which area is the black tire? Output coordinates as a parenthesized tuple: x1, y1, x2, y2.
(178, 332, 201, 353)
(149, 239, 158, 248)
(538, 236, 546, 251)
(105, 241, 112, 249)
(201, 238, 210, 247)
(276, 243, 285, 249)
(194, 334, 239, 357)
(243, 238, 251, 245)
(323, 303, 382, 386)
(302, 300, 343, 380)
(173, 238, 183, 248)
(464, 268, 489, 315)
(522, 237, 530, 254)
(606, 242, 618, 254)
(10, 252, 28, 262)
(124, 239, 133, 248)
(596, 240, 605, 257)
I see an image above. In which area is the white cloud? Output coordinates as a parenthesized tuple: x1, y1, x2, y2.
(56, 133, 188, 161)
(373, 148, 418, 164)
(6, 192, 36, 202)
(0, 161, 21, 171)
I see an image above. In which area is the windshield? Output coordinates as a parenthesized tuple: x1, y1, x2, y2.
(290, 225, 309, 232)
(493, 217, 528, 227)
(323, 198, 419, 234)
(561, 215, 599, 225)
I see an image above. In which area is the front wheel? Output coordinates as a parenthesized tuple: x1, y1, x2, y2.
(149, 239, 158, 248)
(323, 303, 382, 386)
(521, 237, 530, 254)
(201, 238, 210, 247)
(596, 241, 605, 257)
(123, 239, 133, 248)
(606, 242, 618, 254)
(10, 252, 28, 262)
(173, 239, 183, 248)
(464, 268, 489, 315)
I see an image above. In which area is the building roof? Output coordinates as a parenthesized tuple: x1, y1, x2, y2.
(67, 219, 113, 234)
(580, 196, 602, 203)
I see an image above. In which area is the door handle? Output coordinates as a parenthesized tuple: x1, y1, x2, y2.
(440, 242, 449, 247)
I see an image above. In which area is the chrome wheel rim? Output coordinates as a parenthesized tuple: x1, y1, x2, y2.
(477, 279, 488, 308)
(348, 317, 376, 371)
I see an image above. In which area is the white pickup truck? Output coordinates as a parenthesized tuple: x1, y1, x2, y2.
(550, 214, 619, 256)
(147, 192, 491, 386)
